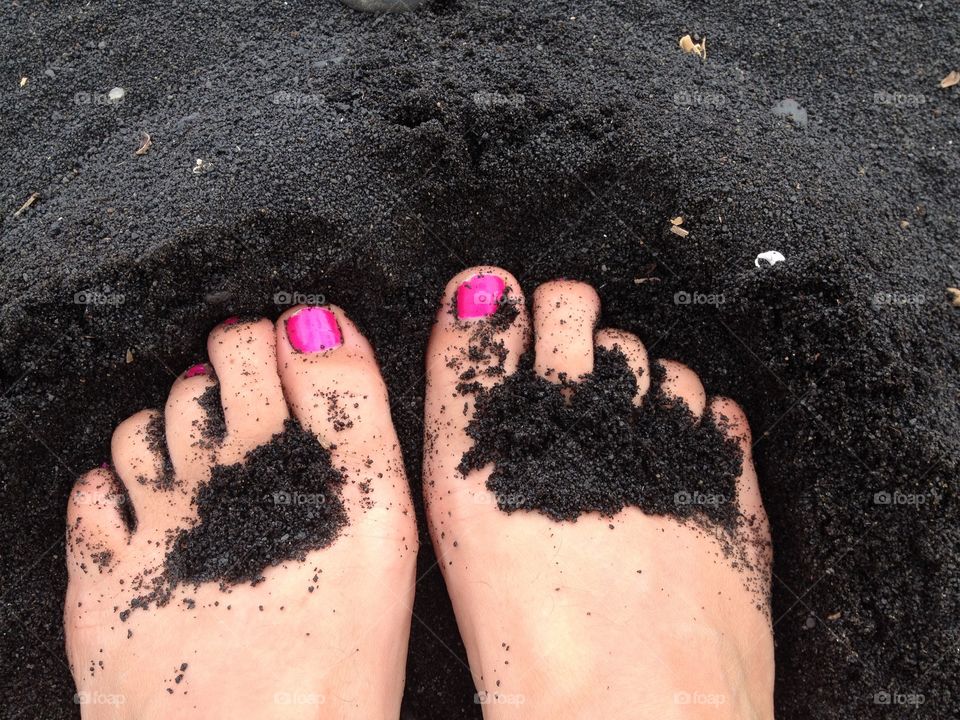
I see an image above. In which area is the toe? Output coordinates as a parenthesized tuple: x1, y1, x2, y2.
(66, 468, 129, 576)
(657, 359, 706, 419)
(595, 328, 650, 404)
(532, 280, 600, 384)
(276, 304, 412, 517)
(423, 267, 530, 491)
(165, 363, 220, 483)
(709, 397, 766, 525)
(207, 317, 289, 463)
(110, 409, 173, 513)
(426, 265, 530, 388)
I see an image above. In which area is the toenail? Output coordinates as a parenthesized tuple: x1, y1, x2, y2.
(286, 307, 343, 353)
(222, 316, 240, 325)
(456, 274, 506, 320)
(185, 364, 207, 378)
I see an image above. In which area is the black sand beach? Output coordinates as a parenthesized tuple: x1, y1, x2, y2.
(1, 1, 957, 718)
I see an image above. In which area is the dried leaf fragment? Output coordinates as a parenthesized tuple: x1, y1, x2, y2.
(135, 131, 153, 156)
(126, 349, 135, 364)
(670, 216, 684, 226)
(679, 34, 706, 60)
(939, 70, 960, 89)
(669, 225, 689, 238)
(947, 288, 960, 307)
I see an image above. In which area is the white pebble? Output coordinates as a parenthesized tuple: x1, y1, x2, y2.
(108, 87, 125, 102)
(755, 251, 786, 268)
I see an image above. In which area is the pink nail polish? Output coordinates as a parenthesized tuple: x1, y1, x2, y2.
(456, 274, 506, 319)
(286, 307, 342, 353)
(222, 316, 239, 326)
(185, 364, 207, 378)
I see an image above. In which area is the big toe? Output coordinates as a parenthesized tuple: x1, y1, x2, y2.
(423, 267, 530, 494)
(275, 305, 414, 531)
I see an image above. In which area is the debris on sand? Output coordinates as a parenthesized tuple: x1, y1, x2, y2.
(755, 251, 786, 268)
(135, 131, 152, 156)
(771, 98, 809, 127)
(13, 192, 40, 217)
(947, 287, 960, 307)
(678, 34, 706, 60)
(669, 215, 689, 237)
(19, 76, 27, 88)
(125, 349, 134, 364)
(939, 70, 960, 89)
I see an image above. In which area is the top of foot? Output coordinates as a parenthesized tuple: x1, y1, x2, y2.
(66, 308, 417, 718)
(423, 268, 774, 720)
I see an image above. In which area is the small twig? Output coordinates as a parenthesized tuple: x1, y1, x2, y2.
(13, 192, 40, 217)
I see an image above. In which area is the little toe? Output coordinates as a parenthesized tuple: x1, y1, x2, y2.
(66, 468, 129, 577)
(709, 397, 766, 526)
(656, 359, 707, 419)
(532, 279, 600, 384)
(595, 328, 651, 404)
(207, 317, 289, 463)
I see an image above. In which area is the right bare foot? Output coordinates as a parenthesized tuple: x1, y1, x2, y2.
(65, 308, 417, 718)
(423, 268, 774, 719)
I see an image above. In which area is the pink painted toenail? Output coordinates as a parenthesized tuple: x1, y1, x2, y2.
(456, 274, 506, 319)
(286, 307, 342, 353)
(222, 316, 239, 325)
(185, 364, 207, 378)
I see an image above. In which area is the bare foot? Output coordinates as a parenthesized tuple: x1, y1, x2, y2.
(423, 268, 774, 719)
(66, 308, 417, 718)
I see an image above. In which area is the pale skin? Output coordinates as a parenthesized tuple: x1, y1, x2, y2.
(65, 267, 774, 719)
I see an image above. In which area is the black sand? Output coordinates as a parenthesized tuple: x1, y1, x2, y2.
(1, 1, 957, 718)
(460, 349, 744, 527)
(165, 419, 347, 589)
